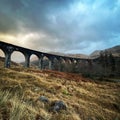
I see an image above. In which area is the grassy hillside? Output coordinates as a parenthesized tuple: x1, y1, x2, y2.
(0, 59, 120, 120)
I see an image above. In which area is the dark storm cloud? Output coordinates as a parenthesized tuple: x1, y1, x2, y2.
(0, 0, 76, 33)
(0, 11, 18, 34)
(0, 0, 120, 54)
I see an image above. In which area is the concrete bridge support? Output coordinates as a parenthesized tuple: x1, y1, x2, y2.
(24, 53, 31, 68)
(58, 61, 62, 71)
(4, 52, 12, 68)
(4, 46, 14, 68)
(56, 57, 64, 71)
(38, 57, 43, 69)
(48, 58, 54, 70)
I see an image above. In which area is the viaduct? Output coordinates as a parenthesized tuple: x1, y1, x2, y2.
(0, 41, 91, 70)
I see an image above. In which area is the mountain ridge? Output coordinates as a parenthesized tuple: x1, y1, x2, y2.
(30, 45, 120, 62)
(90, 45, 120, 58)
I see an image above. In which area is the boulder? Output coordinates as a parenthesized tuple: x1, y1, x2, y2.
(51, 100, 67, 112)
(38, 96, 49, 103)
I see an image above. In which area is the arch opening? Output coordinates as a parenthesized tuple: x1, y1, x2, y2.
(42, 56, 49, 69)
(30, 54, 39, 68)
(0, 49, 5, 67)
(52, 57, 59, 70)
(11, 51, 25, 67)
(58, 58, 66, 72)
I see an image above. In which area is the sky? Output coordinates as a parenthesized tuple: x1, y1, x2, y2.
(0, 0, 120, 59)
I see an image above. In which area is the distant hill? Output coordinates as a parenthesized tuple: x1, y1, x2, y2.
(48, 52, 89, 59)
(90, 45, 120, 58)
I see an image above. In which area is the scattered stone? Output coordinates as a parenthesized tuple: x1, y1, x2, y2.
(51, 100, 67, 112)
(38, 96, 49, 103)
(35, 114, 44, 120)
(37, 97, 67, 112)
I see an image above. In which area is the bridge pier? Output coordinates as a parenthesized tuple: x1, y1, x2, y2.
(4, 46, 14, 68)
(4, 52, 12, 68)
(38, 57, 43, 69)
(48, 57, 54, 70)
(58, 60, 62, 71)
(24, 53, 31, 67)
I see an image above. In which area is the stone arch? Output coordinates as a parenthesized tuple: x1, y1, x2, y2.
(72, 59, 77, 64)
(0, 49, 5, 57)
(11, 51, 25, 67)
(0, 46, 14, 68)
(57, 57, 66, 72)
(66, 58, 72, 64)
(63, 58, 73, 72)
(59, 57, 66, 63)
(0, 49, 5, 67)
(42, 55, 49, 69)
(52, 57, 59, 70)
(30, 54, 39, 68)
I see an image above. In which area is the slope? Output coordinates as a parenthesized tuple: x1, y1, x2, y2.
(90, 45, 120, 58)
(0, 66, 120, 120)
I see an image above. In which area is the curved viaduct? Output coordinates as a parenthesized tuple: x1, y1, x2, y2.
(0, 41, 91, 70)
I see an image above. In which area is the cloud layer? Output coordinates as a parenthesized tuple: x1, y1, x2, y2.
(0, 0, 120, 55)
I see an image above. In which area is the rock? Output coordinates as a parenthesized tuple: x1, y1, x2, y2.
(51, 100, 67, 112)
(39, 96, 49, 103)
(35, 114, 44, 120)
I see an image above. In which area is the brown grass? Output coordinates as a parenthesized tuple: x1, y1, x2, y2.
(0, 59, 120, 120)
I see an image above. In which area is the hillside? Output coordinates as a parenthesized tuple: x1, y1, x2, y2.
(0, 59, 120, 120)
(90, 45, 120, 58)
(48, 52, 89, 59)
